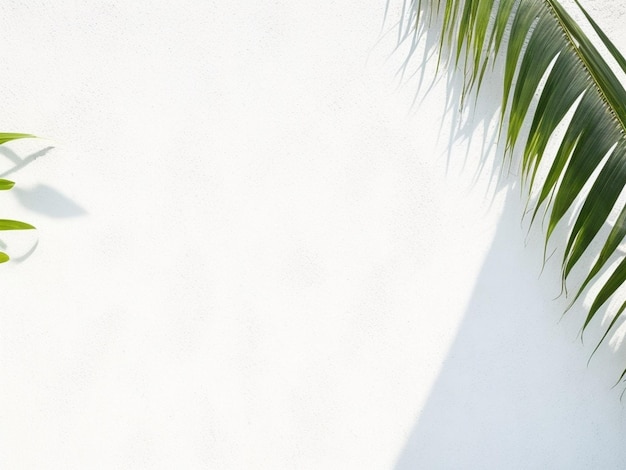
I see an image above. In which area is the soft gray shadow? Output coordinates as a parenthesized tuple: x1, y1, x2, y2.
(0, 145, 86, 218)
(0, 145, 54, 178)
(12, 184, 87, 218)
(0, 144, 85, 261)
(9, 240, 39, 263)
(394, 191, 626, 470)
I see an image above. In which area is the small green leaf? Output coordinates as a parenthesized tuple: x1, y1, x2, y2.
(0, 133, 35, 145)
(0, 179, 15, 190)
(0, 219, 35, 230)
(0, 252, 9, 263)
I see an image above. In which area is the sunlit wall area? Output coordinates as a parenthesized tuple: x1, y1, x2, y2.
(0, 1, 625, 469)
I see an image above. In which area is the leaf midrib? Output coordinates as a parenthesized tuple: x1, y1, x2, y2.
(543, 0, 626, 138)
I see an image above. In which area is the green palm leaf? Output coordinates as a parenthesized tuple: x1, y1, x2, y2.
(407, 0, 626, 379)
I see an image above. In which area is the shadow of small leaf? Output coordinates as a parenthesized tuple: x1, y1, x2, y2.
(0, 146, 54, 178)
(0, 236, 39, 263)
(12, 184, 87, 218)
(11, 239, 39, 263)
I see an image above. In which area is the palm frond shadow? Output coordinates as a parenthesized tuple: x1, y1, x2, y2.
(391, 9, 442, 104)
(394, 191, 626, 470)
(394, 7, 511, 202)
(442, 65, 506, 192)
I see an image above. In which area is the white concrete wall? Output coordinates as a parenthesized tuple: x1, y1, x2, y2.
(0, 1, 625, 468)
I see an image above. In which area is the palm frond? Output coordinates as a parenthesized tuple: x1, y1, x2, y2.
(407, 0, 626, 378)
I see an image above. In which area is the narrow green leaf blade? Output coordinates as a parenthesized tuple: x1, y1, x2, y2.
(0, 133, 35, 145)
(563, 144, 626, 279)
(0, 179, 15, 190)
(0, 219, 35, 230)
(573, 0, 626, 74)
(584, 256, 626, 331)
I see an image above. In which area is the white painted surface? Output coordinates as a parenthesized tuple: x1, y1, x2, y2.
(0, 1, 624, 468)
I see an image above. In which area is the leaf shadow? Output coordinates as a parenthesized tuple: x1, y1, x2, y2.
(0, 143, 86, 262)
(394, 190, 626, 469)
(0, 145, 54, 178)
(12, 184, 87, 218)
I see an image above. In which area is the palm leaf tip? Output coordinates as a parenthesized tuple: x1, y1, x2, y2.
(406, 0, 626, 381)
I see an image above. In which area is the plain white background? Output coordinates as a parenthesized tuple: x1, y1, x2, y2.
(0, 1, 625, 468)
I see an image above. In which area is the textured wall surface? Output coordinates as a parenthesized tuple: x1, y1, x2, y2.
(0, 1, 625, 468)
